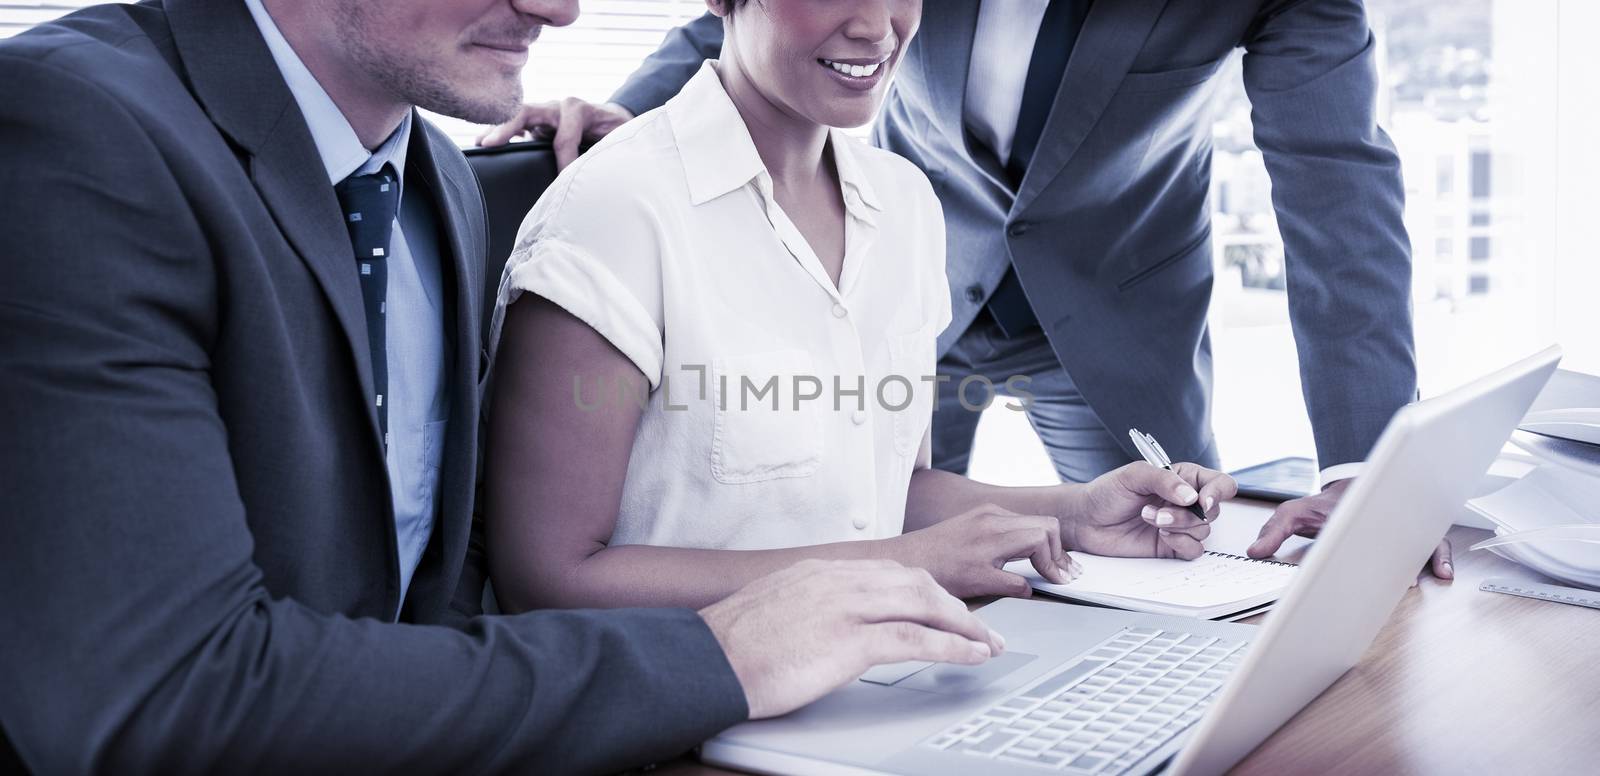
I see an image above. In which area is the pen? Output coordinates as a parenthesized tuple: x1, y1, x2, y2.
(1128, 428, 1210, 522)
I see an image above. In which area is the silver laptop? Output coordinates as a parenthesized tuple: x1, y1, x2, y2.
(701, 345, 1561, 776)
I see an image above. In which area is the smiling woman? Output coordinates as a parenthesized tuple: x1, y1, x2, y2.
(480, 0, 1236, 619)
(693, 0, 907, 139)
(480, 0, 962, 614)
(729, 0, 893, 93)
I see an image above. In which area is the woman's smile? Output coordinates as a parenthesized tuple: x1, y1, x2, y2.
(815, 54, 892, 91)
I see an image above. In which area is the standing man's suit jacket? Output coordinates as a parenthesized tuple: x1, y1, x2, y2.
(611, 0, 1417, 470)
(0, 0, 745, 771)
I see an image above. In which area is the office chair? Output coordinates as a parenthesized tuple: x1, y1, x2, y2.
(462, 140, 560, 340)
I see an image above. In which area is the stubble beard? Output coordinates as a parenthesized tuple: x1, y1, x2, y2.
(333, 4, 526, 126)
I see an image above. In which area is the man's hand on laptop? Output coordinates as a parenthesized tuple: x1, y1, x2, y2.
(1068, 462, 1237, 560)
(698, 559, 1005, 720)
(475, 97, 634, 170)
(1246, 479, 1456, 579)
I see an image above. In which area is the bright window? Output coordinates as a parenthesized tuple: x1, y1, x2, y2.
(968, 0, 1600, 486)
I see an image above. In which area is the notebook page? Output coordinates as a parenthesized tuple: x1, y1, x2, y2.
(1005, 552, 1296, 609)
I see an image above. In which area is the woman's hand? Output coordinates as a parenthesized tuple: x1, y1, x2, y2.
(886, 504, 1083, 599)
(1067, 462, 1238, 560)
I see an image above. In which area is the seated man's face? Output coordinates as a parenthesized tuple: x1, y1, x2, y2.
(327, 0, 579, 124)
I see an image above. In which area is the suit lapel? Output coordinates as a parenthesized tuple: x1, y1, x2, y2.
(406, 118, 482, 582)
(166, 0, 383, 451)
(1014, 0, 1169, 213)
(917, 1, 983, 164)
(408, 123, 480, 372)
(248, 137, 379, 425)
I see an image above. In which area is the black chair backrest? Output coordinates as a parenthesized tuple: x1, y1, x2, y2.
(462, 141, 560, 339)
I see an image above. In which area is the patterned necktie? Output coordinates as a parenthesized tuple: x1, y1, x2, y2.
(334, 164, 400, 447)
(988, 0, 1093, 339)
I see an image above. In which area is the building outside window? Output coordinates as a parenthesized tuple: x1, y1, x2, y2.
(968, 0, 1588, 483)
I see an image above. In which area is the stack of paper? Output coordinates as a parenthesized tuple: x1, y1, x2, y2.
(1508, 428, 1600, 474)
(1467, 404, 1600, 589)
(1521, 408, 1600, 446)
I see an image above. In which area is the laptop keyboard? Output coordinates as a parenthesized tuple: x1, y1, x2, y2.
(923, 628, 1246, 774)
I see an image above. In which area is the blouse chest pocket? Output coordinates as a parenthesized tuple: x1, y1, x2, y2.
(886, 324, 938, 458)
(710, 349, 823, 484)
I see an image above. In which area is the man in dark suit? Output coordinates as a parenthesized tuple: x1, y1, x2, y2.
(0, 0, 1005, 771)
(482, 0, 1452, 576)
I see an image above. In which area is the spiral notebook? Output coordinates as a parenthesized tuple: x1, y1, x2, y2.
(1003, 551, 1300, 621)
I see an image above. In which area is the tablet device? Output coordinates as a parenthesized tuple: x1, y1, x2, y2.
(1228, 456, 1317, 502)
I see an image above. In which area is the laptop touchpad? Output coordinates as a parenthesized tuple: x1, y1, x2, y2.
(894, 651, 1037, 695)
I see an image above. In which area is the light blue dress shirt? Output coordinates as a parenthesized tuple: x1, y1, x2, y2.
(245, 0, 450, 611)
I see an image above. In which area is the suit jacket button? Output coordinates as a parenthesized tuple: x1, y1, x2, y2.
(1007, 221, 1030, 238)
(964, 285, 984, 303)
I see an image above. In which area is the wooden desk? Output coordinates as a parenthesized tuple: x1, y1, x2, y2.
(1229, 521, 1600, 775)
(661, 503, 1600, 775)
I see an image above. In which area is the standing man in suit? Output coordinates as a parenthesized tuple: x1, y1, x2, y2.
(481, 0, 1451, 576)
(0, 0, 1008, 771)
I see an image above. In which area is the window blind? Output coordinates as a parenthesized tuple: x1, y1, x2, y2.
(0, 0, 708, 146)
(0, 1, 123, 39)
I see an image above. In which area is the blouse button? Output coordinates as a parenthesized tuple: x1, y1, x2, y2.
(831, 303, 848, 318)
(852, 516, 869, 530)
(851, 410, 867, 425)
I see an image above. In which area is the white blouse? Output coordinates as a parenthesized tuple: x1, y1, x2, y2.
(489, 62, 951, 551)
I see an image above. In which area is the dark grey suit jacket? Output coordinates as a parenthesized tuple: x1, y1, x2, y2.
(611, 0, 1417, 470)
(0, 0, 744, 771)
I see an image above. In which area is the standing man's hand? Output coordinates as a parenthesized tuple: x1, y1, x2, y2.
(1246, 478, 1455, 579)
(475, 98, 634, 170)
(699, 559, 1005, 720)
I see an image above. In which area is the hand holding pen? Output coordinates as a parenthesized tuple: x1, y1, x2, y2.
(1129, 428, 1213, 523)
(1071, 447, 1237, 561)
